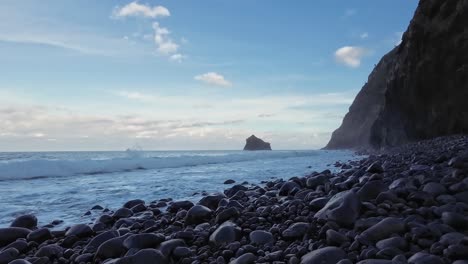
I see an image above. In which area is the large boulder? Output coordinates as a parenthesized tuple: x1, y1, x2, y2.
(326, 0, 468, 149)
(184, 205, 212, 225)
(243, 135, 272, 151)
(10, 215, 37, 229)
(314, 190, 361, 227)
(209, 221, 241, 246)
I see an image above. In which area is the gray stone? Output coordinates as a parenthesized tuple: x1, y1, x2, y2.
(229, 253, 256, 264)
(282, 222, 309, 240)
(115, 249, 168, 264)
(83, 230, 119, 253)
(0, 248, 19, 264)
(123, 233, 165, 249)
(209, 221, 241, 246)
(185, 205, 212, 225)
(300, 247, 346, 264)
(408, 253, 443, 264)
(65, 224, 93, 238)
(315, 190, 361, 227)
(249, 230, 274, 245)
(10, 215, 37, 229)
(0, 228, 31, 247)
(360, 217, 406, 242)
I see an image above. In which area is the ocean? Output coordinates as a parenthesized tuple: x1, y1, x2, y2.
(0, 150, 359, 227)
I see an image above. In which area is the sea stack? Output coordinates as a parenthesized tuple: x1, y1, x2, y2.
(243, 135, 272, 151)
(326, 0, 468, 149)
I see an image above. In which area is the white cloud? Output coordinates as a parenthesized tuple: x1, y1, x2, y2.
(152, 22, 182, 58)
(334, 46, 369, 68)
(114, 2, 170, 18)
(0, 87, 358, 150)
(360, 32, 369, 39)
(194, 72, 232, 87)
(169, 53, 185, 62)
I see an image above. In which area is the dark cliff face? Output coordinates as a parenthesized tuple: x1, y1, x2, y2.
(326, 0, 468, 149)
(243, 135, 272, 151)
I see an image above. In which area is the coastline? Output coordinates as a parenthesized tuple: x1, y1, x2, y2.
(1, 135, 468, 263)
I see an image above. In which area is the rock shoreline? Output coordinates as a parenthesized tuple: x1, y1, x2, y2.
(2, 135, 468, 264)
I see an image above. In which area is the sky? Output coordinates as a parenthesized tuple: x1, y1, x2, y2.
(0, 0, 419, 151)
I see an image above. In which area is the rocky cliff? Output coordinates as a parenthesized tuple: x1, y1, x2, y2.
(243, 135, 272, 151)
(326, 0, 468, 149)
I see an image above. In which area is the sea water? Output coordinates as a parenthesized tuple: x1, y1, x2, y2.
(0, 150, 359, 227)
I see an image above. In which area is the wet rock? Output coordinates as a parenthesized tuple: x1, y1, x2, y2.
(326, 229, 348, 246)
(315, 190, 361, 227)
(75, 253, 93, 263)
(300, 247, 346, 264)
(249, 230, 274, 245)
(95, 236, 129, 260)
(306, 175, 328, 189)
(422, 182, 447, 197)
(356, 260, 392, 264)
(115, 249, 168, 264)
(282, 222, 309, 240)
(278, 181, 301, 196)
(209, 221, 241, 246)
(185, 205, 212, 225)
(441, 212, 467, 229)
(26, 228, 51, 243)
(158, 239, 186, 256)
(10, 215, 37, 230)
(65, 224, 93, 238)
(360, 217, 406, 242)
(229, 253, 256, 264)
(123, 199, 145, 209)
(113, 208, 133, 219)
(224, 179, 236, 184)
(3, 240, 28, 254)
(376, 236, 407, 250)
(0, 248, 19, 264)
(167, 201, 194, 213)
(216, 207, 240, 224)
(0, 228, 31, 247)
(358, 180, 387, 201)
(35, 244, 63, 259)
(8, 260, 32, 264)
(83, 230, 119, 253)
(408, 252, 443, 264)
(366, 162, 384, 173)
(198, 193, 226, 210)
(123, 233, 165, 249)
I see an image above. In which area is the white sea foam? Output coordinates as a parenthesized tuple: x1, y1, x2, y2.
(0, 151, 319, 180)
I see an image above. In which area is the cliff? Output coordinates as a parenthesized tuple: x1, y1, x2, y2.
(326, 0, 468, 149)
(243, 135, 272, 151)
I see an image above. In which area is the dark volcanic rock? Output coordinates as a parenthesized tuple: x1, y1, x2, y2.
(184, 205, 212, 225)
(0, 228, 31, 247)
(65, 224, 93, 238)
(209, 221, 241, 246)
(115, 249, 168, 264)
(300, 247, 346, 264)
(10, 215, 37, 229)
(243, 135, 272, 151)
(326, 0, 468, 149)
(315, 190, 361, 227)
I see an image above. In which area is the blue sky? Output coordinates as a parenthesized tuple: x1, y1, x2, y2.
(0, 0, 418, 151)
